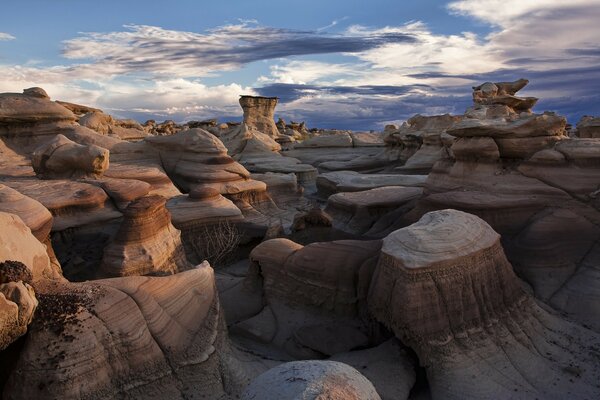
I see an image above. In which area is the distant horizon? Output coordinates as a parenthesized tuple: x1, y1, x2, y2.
(1, 0, 599, 130)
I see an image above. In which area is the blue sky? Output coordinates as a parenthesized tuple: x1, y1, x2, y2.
(1, 0, 599, 129)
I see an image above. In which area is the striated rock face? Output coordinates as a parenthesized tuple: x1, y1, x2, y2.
(31, 134, 109, 179)
(242, 360, 381, 400)
(100, 195, 190, 277)
(0, 90, 75, 125)
(369, 210, 600, 399)
(317, 170, 427, 197)
(384, 114, 461, 174)
(325, 186, 423, 235)
(5, 263, 249, 399)
(239, 96, 280, 138)
(250, 238, 381, 316)
(0, 184, 53, 241)
(447, 79, 566, 159)
(145, 128, 264, 195)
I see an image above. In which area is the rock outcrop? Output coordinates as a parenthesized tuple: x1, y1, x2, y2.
(239, 96, 280, 139)
(317, 170, 427, 197)
(0, 267, 38, 350)
(325, 186, 423, 235)
(4, 262, 249, 399)
(100, 195, 190, 277)
(31, 134, 109, 178)
(369, 209, 600, 400)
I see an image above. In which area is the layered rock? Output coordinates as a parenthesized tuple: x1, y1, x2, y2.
(575, 115, 600, 138)
(242, 360, 381, 400)
(31, 134, 109, 179)
(239, 95, 280, 138)
(0, 184, 52, 241)
(384, 114, 460, 174)
(447, 79, 566, 159)
(100, 195, 190, 277)
(145, 128, 264, 195)
(325, 186, 423, 235)
(369, 209, 600, 399)
(4, 263, 249, 399)
(317, 170, 427, 197)
(244, 238, 383, 358)
(79, 110, 148, 141)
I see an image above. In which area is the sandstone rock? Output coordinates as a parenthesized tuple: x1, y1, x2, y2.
(31, 134, 109, 178)
(575, 115, 600, 138)
(0, 91, 75, 124)
(294, 132, 353, 148)
(0, 212, 58, 281)
(4, 179, 122, 231)
(0, 184, 53, 241)
(100, 195, 190, 277)
(317, 170, 427, 196)
(0, 280, 37, 351)
(325, 186, 423, 235)
(5, 263, 249, 399)
(250, 238, 381, 316)
(369, 209, 600, 400)
(239, 95, 280, 138)
(241, 360, 381, 400)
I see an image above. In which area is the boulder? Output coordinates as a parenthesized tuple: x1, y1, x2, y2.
(241, 360, 381, 400)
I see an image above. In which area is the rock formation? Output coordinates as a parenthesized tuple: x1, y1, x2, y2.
(317, 170, 427, 196)
(239, 96, 280, 139)
(0, 265, 38, 350)
(31, 134, 109, 178)
(4, 262, 249, 399)
(575, 115, 600, 138)
(242, 360, 381, 400)
(369, 209, 600, 399)
(100, 195, 190, 277)
(325, 186, 423, 235)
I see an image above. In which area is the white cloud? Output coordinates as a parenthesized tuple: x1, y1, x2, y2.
(0, 32, 15, 41)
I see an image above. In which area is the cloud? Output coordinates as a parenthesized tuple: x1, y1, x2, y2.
(61, 22, 415, 79)
(0, 32, 15, 41)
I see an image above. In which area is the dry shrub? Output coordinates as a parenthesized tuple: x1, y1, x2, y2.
(191, 219, 241, 267)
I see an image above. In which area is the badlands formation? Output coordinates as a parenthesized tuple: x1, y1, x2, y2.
(1, 80, 600, 399)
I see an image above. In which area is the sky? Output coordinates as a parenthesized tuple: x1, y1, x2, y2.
(1, 0, 599, 130)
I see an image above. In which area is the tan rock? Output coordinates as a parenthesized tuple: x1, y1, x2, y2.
(0, 212, 57, 281)
(31, 134, 109, 178)
(100, 195, 190, 277)
(239, 95, 280, 138)
(0, 184, 53, 241)
(0, 280, 38, 350)
(5, 263, 250, 399)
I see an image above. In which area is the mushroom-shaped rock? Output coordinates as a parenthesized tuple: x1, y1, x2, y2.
(100, 195, 190, 277)
(4, 262, 248, 399)
(239, 95, 280, 138)
(32, 134, 109, 178)
(241, 360, 381, 400)
(368, 209, 600, 400)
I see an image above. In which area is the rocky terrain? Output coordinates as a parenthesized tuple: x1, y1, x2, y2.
(2, 80, 600, 399)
